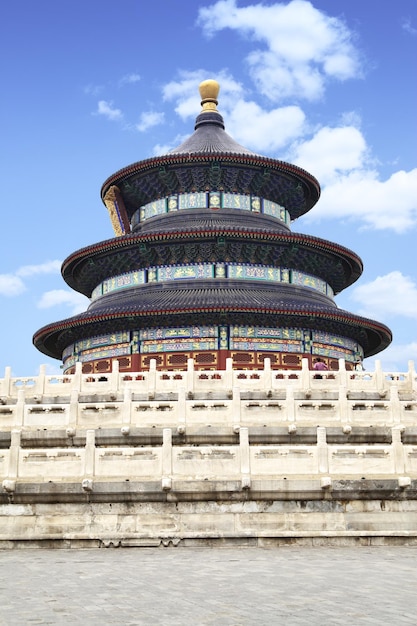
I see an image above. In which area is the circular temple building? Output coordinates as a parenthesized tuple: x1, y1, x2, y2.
(33, 80, 392, 374)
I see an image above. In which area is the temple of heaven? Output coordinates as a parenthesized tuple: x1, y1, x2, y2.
(33, 80, 392, 374)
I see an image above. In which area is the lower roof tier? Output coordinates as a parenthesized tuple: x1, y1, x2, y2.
(33, 280, 392, 360)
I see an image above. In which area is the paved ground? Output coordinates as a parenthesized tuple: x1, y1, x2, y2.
(0, 546, 415, 625)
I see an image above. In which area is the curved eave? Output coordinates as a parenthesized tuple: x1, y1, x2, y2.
(33, 304, 392, 362)
(61, 228, 363, 296)
(100, 152, 320, 220)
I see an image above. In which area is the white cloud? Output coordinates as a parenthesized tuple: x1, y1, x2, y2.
(37, 290, 89, 314)
(0, 261, 62, 297)
(198, 0, 362, 102)
(289, 121, 417, 231)
(96, 100, 123, 121)
(291, 125, 368, 185)
(365, 342, 417, 374)
(16, 260, 61, 277)
(0, 274, 26, 297)
(247, 49, 327, 102)
(309, 168, 417, 232)
(163, 72, 206, 119)
(227, 101, 305, 153)
(401, 18, 417, 36)
(43, 362, 65, 375)
(136, 111, 165, 132)
(350, 271, 417, 320)
(119, 73, 141, 85)
(84, 83, 104, 96)
(153, 138, 184, 156)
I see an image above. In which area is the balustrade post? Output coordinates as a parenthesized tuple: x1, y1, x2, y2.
(338, 359, 349, 425)
(84, 430, 95, 478)
(122, 387, 132, 428)
(73, 361, 82, 391)
(147, 359, 157, 398)
(110, 358, 120, 392)
(263, 357, 272, 393)
(7, 430, 21, 480)
(407, 360, 416, 393)
(317, 426, 329, 474)
(301, 357, 310, 389)
(35, 364, 46, 395)
(68, 390, 79, 431)
(239, 427, 251, 489)
(374, 360, 384, 393)
(2, 366, 12, 398)
(186, 358, 195, 396)
(286, 386, 295, 423)
(162, 428, 172, 491)
(177, 387, 186, 433)
(389, 386, 402, 425)
(224, 358, 233, 394)
(232, 387, 241, 431)
(15, 390, 25, 427)
(392, 427, 405, 474)
(338, 358, 347, 387)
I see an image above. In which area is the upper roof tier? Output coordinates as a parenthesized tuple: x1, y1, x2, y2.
(101, 80, 321, 224)
(169, 79, 255, 155)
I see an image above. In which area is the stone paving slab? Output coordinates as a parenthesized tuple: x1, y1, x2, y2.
(0, 546, 415, 625)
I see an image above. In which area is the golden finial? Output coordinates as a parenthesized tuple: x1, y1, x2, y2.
(199, 79, 220, 112)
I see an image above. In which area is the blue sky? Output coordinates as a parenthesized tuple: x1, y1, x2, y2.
(1, 0, 416, 376)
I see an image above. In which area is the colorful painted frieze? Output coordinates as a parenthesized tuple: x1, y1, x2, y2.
(292, 270, 327, 293)
(179, 192, 207, 209)
(74, 332, 130, 352)
(231, 326, 303, 340)
(91, 284, 102, 300)
(136, 193, 292, 223)
(230, 337, 303, 352)
(263, 199, 286, 221)
(209, 192, 221, 209)
(168, 195, 178, 211)
(157, 264, 213, 281)
(141, 338, 217, 353)
(140, 326, 217, 341)
(228, 264, 281, 281)
(78, 344, 131, 361)
(100, 271, 145, 296)
(140, 198, 167, 220)
(222, 193, 251, 210)
(312, 331, 358, 351)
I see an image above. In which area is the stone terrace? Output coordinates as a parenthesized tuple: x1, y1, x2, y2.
(0, 358, 416, 547)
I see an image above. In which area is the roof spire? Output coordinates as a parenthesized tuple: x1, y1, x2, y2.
(199, 79, 220, 113)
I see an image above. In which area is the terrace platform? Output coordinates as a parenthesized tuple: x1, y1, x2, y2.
(0, 358, 416, 547)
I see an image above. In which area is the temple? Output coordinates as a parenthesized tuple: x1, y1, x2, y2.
(33, 80, 391, 374)
(2, 81, 414, 548)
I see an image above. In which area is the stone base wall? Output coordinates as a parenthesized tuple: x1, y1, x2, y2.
(1, 498, 416, 549)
